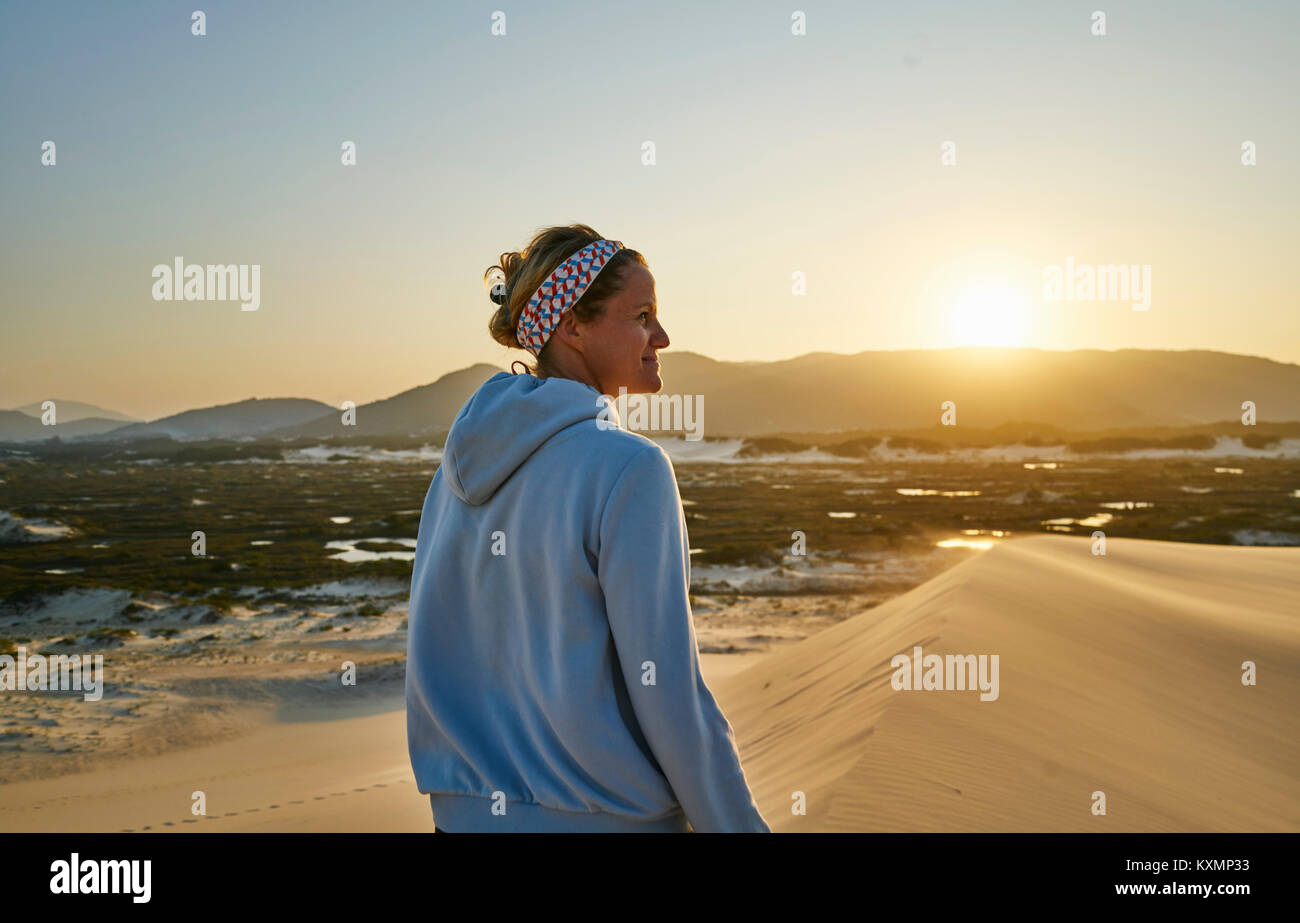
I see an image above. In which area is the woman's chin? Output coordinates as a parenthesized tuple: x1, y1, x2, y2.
(607, 371, 662, 395)
(636, 373, 663, 394)
(638, 361, 663, 392)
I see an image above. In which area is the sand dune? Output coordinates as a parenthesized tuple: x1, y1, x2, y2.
(716, 534, 1300, 831)
(0, 705, 431, 832)
(0, 654, 764, 833)
(4, 534, 1295, 832)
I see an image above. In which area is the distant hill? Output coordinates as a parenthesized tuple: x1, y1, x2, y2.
(650, 348, 1300, 434)
(264, 363, 504, 438)
(0, 412, 139, 442)
(4, 349, 1297, 444)
(93, 398, 336, 441)
(7, 399, 140, 423)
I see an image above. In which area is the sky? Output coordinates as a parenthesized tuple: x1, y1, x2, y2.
(2, 0, 1297, 421)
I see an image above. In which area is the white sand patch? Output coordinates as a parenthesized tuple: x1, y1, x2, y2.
(0, 510, 80, 544)
(284, 445, 443, 464)
(0, 587, 132, 623)
(652, 437, 746, 463)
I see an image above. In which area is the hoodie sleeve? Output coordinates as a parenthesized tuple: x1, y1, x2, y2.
(597, 443, 771, 833)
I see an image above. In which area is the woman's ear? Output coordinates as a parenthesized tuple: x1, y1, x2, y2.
(552, 309, 584, 353)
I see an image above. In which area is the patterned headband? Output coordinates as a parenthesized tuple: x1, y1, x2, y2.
(514, 239, 625, 357)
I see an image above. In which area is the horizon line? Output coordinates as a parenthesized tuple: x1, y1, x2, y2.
(6, 343, 1299, 422)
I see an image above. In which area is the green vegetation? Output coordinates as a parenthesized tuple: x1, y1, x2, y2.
(203, 591, 238, 612)
(86, 627, 138, 643)
(741, 420, 1300, 451)
(736, 437, 806, 457)
(823, 436, 883, 458)
(695, 544, 784, 567)
(884, 436, 945, 453)
(0, 455, 420, 598)
(173, 444, 284, 463)
(353, 540, 412, 553)
(1, 426, 1296, 603)
(1066, 433, 1218, 453)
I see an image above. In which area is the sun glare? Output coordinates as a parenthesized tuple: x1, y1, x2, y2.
(947, 280, 1032, 347)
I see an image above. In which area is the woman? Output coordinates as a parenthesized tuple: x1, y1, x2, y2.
(405, 224, 770, 833)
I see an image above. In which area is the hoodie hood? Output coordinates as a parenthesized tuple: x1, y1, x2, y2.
(440, 371, 615, 505)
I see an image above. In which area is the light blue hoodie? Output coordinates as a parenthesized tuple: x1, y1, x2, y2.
(405, 370, 770, 833)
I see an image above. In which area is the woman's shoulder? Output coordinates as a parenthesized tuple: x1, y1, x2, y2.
(552, 418, 674, 479)
(580, 415, 667, 453)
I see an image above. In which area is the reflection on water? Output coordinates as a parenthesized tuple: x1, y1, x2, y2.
(1099, 501, 1154, 510)
(1042, 512, 1114, 531)
(827, 511, 857, 518)
(1214, 467, 1244, 475)
(325, 537, 417, 562)
(897, 488, 982, 497)
(937, 529, 1012, 550)
(937, 537, 993, 549)
(329, 516, 352, 524)
(1023, 462, 1059, 469)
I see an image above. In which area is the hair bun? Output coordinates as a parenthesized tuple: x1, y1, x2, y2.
(484, 266, 508, 306)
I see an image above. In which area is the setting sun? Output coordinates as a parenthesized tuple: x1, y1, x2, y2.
(947, 280, 1032, 347)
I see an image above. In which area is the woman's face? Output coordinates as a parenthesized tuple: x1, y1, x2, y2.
(580, 264, 670, 396)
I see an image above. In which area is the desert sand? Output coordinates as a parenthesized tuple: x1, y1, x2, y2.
(2, 534, 1296, 832)
(715, 534, 1300, 832)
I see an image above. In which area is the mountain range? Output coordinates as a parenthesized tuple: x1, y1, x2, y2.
(3, 348, 1298, 443)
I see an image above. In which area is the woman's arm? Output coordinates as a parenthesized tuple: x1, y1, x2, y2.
(597, 443, 771, 833)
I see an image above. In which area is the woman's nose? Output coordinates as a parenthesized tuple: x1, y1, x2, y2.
(652, 320, 670, 348)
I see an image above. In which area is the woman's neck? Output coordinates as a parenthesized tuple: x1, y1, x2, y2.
(536, 349, 600, 393)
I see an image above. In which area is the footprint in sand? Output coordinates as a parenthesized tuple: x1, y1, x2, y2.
(129, 778, 416, 830)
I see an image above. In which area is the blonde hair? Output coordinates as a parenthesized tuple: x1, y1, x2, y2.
(485, 224, 646, 375)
